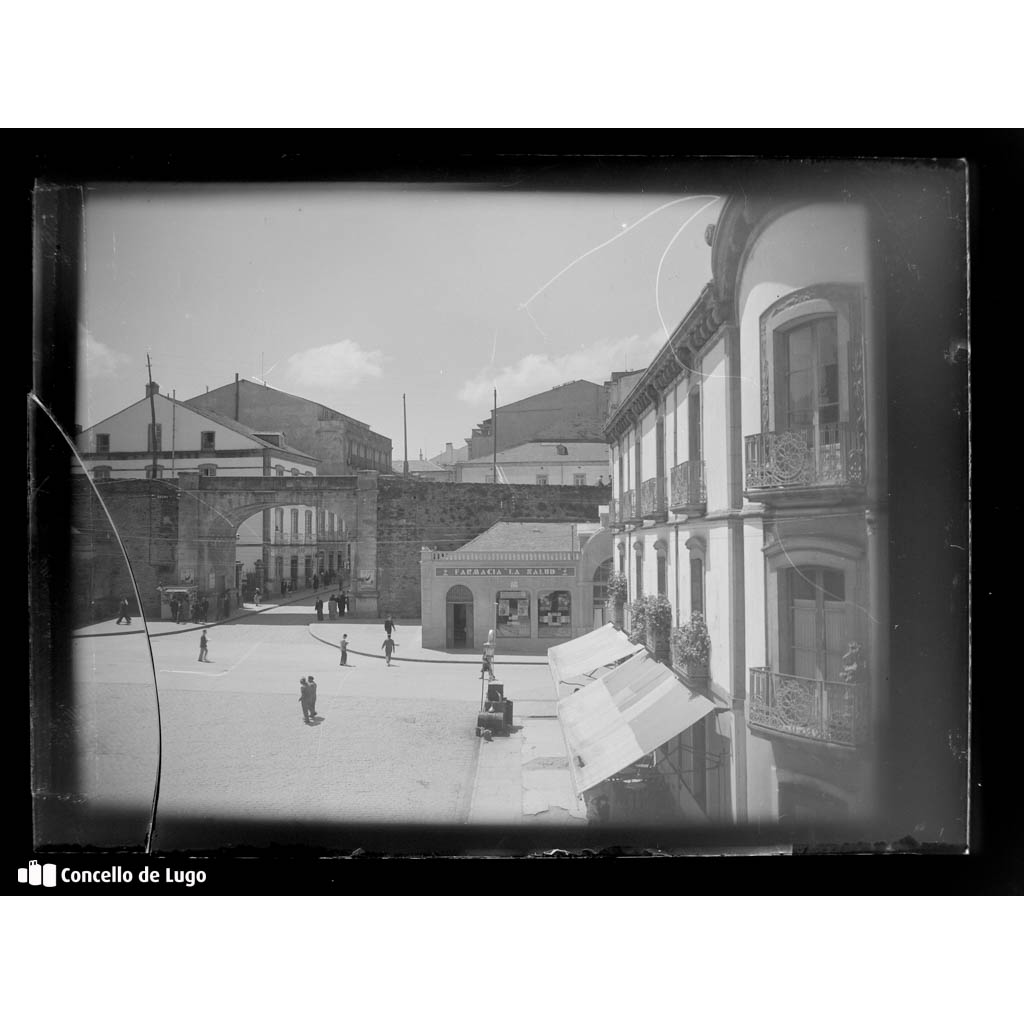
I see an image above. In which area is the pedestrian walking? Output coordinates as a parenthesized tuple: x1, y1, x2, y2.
(299, 677, 313, 724)
(116, 598, 132, 625)
(481, 651, 496, 682)
(307, 675, 318, 717)
(382, 636, 397, 666)
(198, 629, 210, 663)
(254, 587, 262, 607)
(339, 634, 349, 667)
(315, 596, 324, 621)
(328, 594, 337, 620)
(384, 614, 396, 637)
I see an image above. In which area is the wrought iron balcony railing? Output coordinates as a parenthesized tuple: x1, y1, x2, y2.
(748, 667, 869, 747)
(640, 477, 667, 520)
(744, 422, 864, 494)
(669, 460, 706, 514)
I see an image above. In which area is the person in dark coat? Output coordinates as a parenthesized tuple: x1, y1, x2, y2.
(299, 677, 312, 724)
(339, 591, 347, 617)
(383, 614, 396, 637)
(307, 675, 318, 717)
(116, 598, 132, 625)
(315, 596, 324, 621)
(339, 634, 349, 667)
(198, 629, 210, 663)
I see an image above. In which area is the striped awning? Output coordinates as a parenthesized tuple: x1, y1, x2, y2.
(557, 650, 716, 796)
(547, 623, 643, 697)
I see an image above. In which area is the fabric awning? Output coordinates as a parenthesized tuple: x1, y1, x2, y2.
(557, 650, 717, 796)
(547, 623, 643, 696)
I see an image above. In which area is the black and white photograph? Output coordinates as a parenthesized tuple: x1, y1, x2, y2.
(25, 151, 978, 874)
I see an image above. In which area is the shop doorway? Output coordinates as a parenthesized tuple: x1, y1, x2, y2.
(446, 585, 474, 648)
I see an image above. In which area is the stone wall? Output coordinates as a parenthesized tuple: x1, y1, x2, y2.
(71, 478, 180, 624)
(375, 477, 611, 618)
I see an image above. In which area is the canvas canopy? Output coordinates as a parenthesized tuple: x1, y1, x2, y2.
(546, 623, 643, 696)
(557, 650, 717, 796)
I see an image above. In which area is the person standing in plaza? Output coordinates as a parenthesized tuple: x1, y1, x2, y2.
(198, 629, 210, 663)
(315, 595, 324, 621)
(384, 614, 396, 638)
(339, 590, 347, 617)
(116, 597, 131, 625)
(254, 586, 262, 607)
(339, 634, 349, 667)
(381, 635, 396, 666)
(299, 677, 312, 724)
(307, 675, 318, 718)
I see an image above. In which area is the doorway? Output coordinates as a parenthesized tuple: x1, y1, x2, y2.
(445, 585, 474, 649)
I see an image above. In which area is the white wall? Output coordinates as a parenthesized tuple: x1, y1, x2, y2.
(459, 460, 608, 485)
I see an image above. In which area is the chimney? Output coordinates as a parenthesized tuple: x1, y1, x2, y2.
(445, 442, 453, 459)
(146, 381, 159, 398)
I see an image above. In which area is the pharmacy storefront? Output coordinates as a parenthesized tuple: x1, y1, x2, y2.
(420, 523, 612, 654)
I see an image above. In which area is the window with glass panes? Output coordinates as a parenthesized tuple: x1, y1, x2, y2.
(776, 316, 839, 433)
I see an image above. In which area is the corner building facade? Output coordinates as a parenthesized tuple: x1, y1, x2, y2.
(607, 198, 887, 829)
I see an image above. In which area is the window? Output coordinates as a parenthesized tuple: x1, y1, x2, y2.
(555, 445, 569, 456)
(657, 552, 668, 597)
(275, 465, 284, 476)
(783, 567, 847, 681)
(536, 474, 548, 486)
(274, 508, 284, 534)
(147, 423, 162, 451)
(201, 431, 216, 451)
(146, 464, 165, 479)
(635, 553, 643, 598)
(592, 558, 613, 628)
(690, 557, 704, 615)
(199, 464, 216, 477)
(93, 466, 111, 480)
(317, 510, 325, 535)
(688, 387, 702, 463)
(291, 468, 300, 477)
(274, 556, 283, 580)
(496, 590, 531, 638)
(538, 591, 572, 638)
(290, 556, 299, 581)
(304, 510, 313, 536)
(290, 509, 299, 534)
(95, 434, 110, 454)
(573, 473, 586, 487)
(776, 316, 839, 433)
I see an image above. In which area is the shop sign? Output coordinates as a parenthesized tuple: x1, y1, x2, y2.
(435, 566, 576, 577)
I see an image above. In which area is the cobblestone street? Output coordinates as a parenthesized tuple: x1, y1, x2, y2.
(70, 595, 574, 844)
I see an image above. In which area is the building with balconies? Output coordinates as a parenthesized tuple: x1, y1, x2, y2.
(605, 194, 891, 831)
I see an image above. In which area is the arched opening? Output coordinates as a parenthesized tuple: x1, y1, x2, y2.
(592, 557, 613, 628)
(446, 584, 474, 649)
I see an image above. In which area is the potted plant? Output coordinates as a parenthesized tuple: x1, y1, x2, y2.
(643, 594, 674, 662)
(627, 596, 647, 644)
(605, 572, 629, 629)
(671, 611, 711, 685)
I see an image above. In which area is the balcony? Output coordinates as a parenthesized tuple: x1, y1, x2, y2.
(622, 489, 641, 524)
(744, 423, 864, 504)
(608, 497, 623, 527)
(669, 460, 706, 515)
(748, 668, 869, 747)
(640, 477, 668, 521)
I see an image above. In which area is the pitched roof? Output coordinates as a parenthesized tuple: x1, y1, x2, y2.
(391, 459, 449, 474)
(457, 520, 600, 552)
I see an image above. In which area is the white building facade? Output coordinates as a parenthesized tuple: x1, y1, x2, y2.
(607, 197, 887, 830)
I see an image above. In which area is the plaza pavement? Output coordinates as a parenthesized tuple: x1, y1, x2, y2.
(69, 591, 586, 848)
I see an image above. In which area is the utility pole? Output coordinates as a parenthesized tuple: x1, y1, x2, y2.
(402, 394, 409, 476)
(146, 354, 158, 565)
(492, 387, 497, 483)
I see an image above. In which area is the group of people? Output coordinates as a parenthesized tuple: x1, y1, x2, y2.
(298, 675, 318, 724)
(314, 592, 349, 621)
(170, 595, 210, 624)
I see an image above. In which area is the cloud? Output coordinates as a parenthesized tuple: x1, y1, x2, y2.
(79, 324, 129, 379)
(280, 339, 385, 394)
(458, 330, 666, 407)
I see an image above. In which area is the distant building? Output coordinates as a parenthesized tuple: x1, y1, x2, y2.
(455, 441, 610, 486)
(75, 381, 350, 612)
(430, 441, 469, 467)
(185, 376, 392, 475)
(390, 458, 454, 482)
(420, 520, 613, 653)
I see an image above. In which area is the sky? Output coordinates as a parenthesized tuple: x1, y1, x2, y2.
(78, 184, 723, 460)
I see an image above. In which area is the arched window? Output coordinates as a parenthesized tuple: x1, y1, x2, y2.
(198, 463, 216, 477)
(592, 557, 613, 628)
